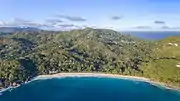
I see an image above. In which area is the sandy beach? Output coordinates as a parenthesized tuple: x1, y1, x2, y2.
(36, 73, 149, 81)
(36, 73, 180, 91)
(1, 73, 179, 93)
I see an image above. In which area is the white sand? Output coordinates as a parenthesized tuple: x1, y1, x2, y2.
(1, 73, 179, 93)
(35, 72, 180, 90)
(36, 73, 149, 81)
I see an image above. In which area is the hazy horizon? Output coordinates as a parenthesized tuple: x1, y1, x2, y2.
(0, 0, 180, 31)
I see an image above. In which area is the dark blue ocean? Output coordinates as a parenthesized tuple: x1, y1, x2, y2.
(0, 77, 180, 101)
(121, 31, 180, 40)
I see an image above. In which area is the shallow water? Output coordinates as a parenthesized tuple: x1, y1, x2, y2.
(0, 77, 180, 101)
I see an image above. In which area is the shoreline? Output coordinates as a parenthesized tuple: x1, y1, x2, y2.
(36, 73, 180, 91)
(1, 73, 180, 93)
(0, 79, 32, 94)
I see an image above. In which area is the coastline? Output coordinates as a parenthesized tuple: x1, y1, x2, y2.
(0, 80, 32, 94)
(1, 73, 180, 93)
(36, 73, 150, 81)
(36, 73, 180, 91)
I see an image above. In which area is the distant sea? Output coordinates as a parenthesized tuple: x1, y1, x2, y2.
(0, 77, 180, 101)
(121, 31, 180, 40)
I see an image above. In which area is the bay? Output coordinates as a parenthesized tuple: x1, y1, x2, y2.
(0, 77, 180, 101)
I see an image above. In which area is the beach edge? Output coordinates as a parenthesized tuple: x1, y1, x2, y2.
(1, 73, 180, 93)
(35, 73, 180, 91)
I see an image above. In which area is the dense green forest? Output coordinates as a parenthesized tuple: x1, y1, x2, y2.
(0, 28, 180, 89)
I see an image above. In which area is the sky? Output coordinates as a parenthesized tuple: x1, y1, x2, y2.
(0, 0, 180, 31)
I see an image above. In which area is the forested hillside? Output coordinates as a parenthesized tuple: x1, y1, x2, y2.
(140, 36, 180, 87)
(0, 28, 180, 89)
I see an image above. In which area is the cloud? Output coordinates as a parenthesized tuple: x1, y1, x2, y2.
(0, 18, 55, 29)
(0, 18, 40, 27)
(161, 26, 180, 30)
(133, 26, 152, 29)
(12, 18, 31, 24)
(134, 25, 180, 31)
(56, 15, 86, 22)
(161, 26, 170, 29)
(0, 18, 27, 26)
(45, 19, 63, 25)
(172, 27, 180, 30)
(0, 18, 85, 31)
(56, 24, 74, 28)
(50, 24, 82, 31)
(0, 20, 5, 26)
(56, 24, 81, 28)
(154, 20, 166, 24)
(111, 16, 123, 20)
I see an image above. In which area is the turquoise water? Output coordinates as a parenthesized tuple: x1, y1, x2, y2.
(0, 77, 180, 101)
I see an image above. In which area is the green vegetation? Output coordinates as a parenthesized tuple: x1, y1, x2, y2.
(0, 28, 180, 88)
(140, 36, 180, 87)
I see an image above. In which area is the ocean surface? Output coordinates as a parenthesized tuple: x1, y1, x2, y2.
(0, 77, 180, 101)
(121, 31, 180, 40)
